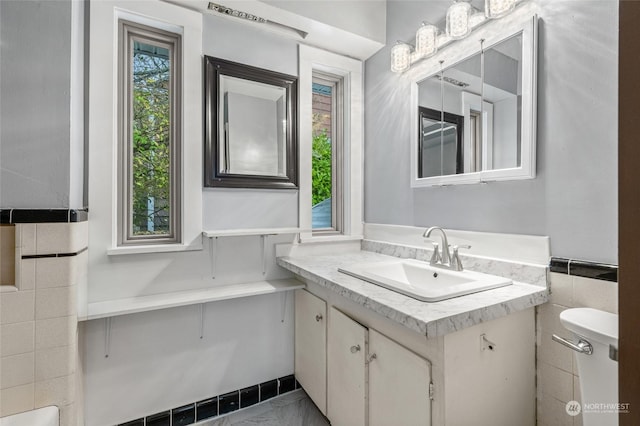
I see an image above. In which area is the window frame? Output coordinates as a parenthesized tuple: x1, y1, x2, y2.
(298, 45, 364, 243)
(311, 72, 344, 235)
(117, 20, 182, 246)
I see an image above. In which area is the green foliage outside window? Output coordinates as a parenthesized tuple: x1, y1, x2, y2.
(312, 130, 332, 206)
(131, 46, 171, 235)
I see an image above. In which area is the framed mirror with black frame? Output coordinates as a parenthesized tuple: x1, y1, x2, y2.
(204, 56, 298, 189)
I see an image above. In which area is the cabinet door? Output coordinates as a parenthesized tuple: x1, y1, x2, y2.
(369, 329, 431, 426)
(294, 289, 327, 415)
(328, 307, 367, 426)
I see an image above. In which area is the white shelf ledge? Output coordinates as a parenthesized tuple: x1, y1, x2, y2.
(80, 278, 305, 321)
(202, 228, 304, 277)
(202, 228, 303, 238)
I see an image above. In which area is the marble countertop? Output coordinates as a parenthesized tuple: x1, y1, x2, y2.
(277, 251, 548, 338)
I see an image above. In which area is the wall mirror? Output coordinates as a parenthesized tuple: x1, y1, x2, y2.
(204, 56, 298, 188)
(411, 15, 537, 187)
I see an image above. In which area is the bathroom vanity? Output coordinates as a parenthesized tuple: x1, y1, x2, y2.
(277, 236, 548, 426)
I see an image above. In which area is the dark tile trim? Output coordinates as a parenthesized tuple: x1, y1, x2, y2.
(239, 385, 259, 408)
(259, 379, 278, 402)
(549, 257, 569, 274)
(550, 256, 618, 282)
(22, 247, 88, 260)
(279, 374, 296, 394)
(569, 260, 618, 282)
(0, 209, 88, 224)
(119, 375, 299, 426)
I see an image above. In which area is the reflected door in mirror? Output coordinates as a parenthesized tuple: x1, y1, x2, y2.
(418, 107, 463, 178)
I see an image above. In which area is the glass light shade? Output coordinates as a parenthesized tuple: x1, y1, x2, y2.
(415, 23, 439, 58)
(485, 0, 516, 18)
(446, 1, 473, 40)
(390, 42, 412, 73)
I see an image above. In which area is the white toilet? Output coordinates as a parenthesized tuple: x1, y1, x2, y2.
(557, 307, 619, 426)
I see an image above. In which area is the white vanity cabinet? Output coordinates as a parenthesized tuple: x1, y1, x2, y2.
(294, 287, 536, 426)
(297, 290, 433, 426)
(368, 328, 431, 426)
(327, 308, 368, 426)
(294, 289, 327, 415)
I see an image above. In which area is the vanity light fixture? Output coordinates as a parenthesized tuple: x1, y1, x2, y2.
(207, 2, 309, 39)
(208, 2, 267, 23)
(485, 0, 516, 18)
(415, 22, 439, 58)
(446, 0, 475, 40)
(391, 0, 525, 73)
(391, 42, 412, 73)
(436, 75, 470, 88)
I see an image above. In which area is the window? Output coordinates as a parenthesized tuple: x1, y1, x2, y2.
(312, 73, 343, 233)
(118, 20, 182, 246)
(299, 45, 364, 242)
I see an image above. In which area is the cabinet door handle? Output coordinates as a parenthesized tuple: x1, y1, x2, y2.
(367, 353, 377, 363)
(350, 344, 361, 353)
(315, 314, 323, 322)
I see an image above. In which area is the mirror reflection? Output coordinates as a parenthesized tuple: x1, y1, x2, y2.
(219, 75, 287, 177)
(418, 106, 463, 178)
(483, 34, 522, 170)
(417, 33, 523, 179)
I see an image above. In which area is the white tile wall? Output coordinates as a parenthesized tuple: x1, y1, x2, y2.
(36, 256, 79, 289)
(0, 321, 35, 357)
(19, 259, 36, 290)
(0, 222, 87, 423)
(35, 344, 76, 382)
(35, 373, 75, 407)
(35, 222, 87, 255)
(36, 316, 77, 350)
(536, 272, 618, 426)
(35, 286, 78, 320)
(0, 352, 35, 389)
(16, 224, 36, 257)
(0, 383, 34, 417)
(0, 290, 35, 324)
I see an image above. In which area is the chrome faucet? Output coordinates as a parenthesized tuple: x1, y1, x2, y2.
(423, 226, 471, 271)
(423, 226, 451, 265)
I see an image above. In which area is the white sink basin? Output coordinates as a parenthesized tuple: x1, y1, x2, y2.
(338, 259, 512, 302)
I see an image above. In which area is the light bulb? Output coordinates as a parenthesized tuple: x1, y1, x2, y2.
(485, 0, 516, 18)
(446, 0, 473, 40)
(390, 42, 412, 73)
(415, 23, 439, 58)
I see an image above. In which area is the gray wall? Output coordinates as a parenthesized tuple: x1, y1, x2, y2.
(364, 0, 618, 264)
(263, 0, 387, 43)
(202, 13, 299, 230)
(0, 0, 84, 209)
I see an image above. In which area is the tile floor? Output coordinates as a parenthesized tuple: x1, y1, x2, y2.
(199, 389, 329, 426)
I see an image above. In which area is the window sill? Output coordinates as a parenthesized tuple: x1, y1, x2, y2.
(298, 234, 363, 244)
(0, 285, 18, 293)
(107, 242, 203, 256)
(202, 228, 303, 238)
